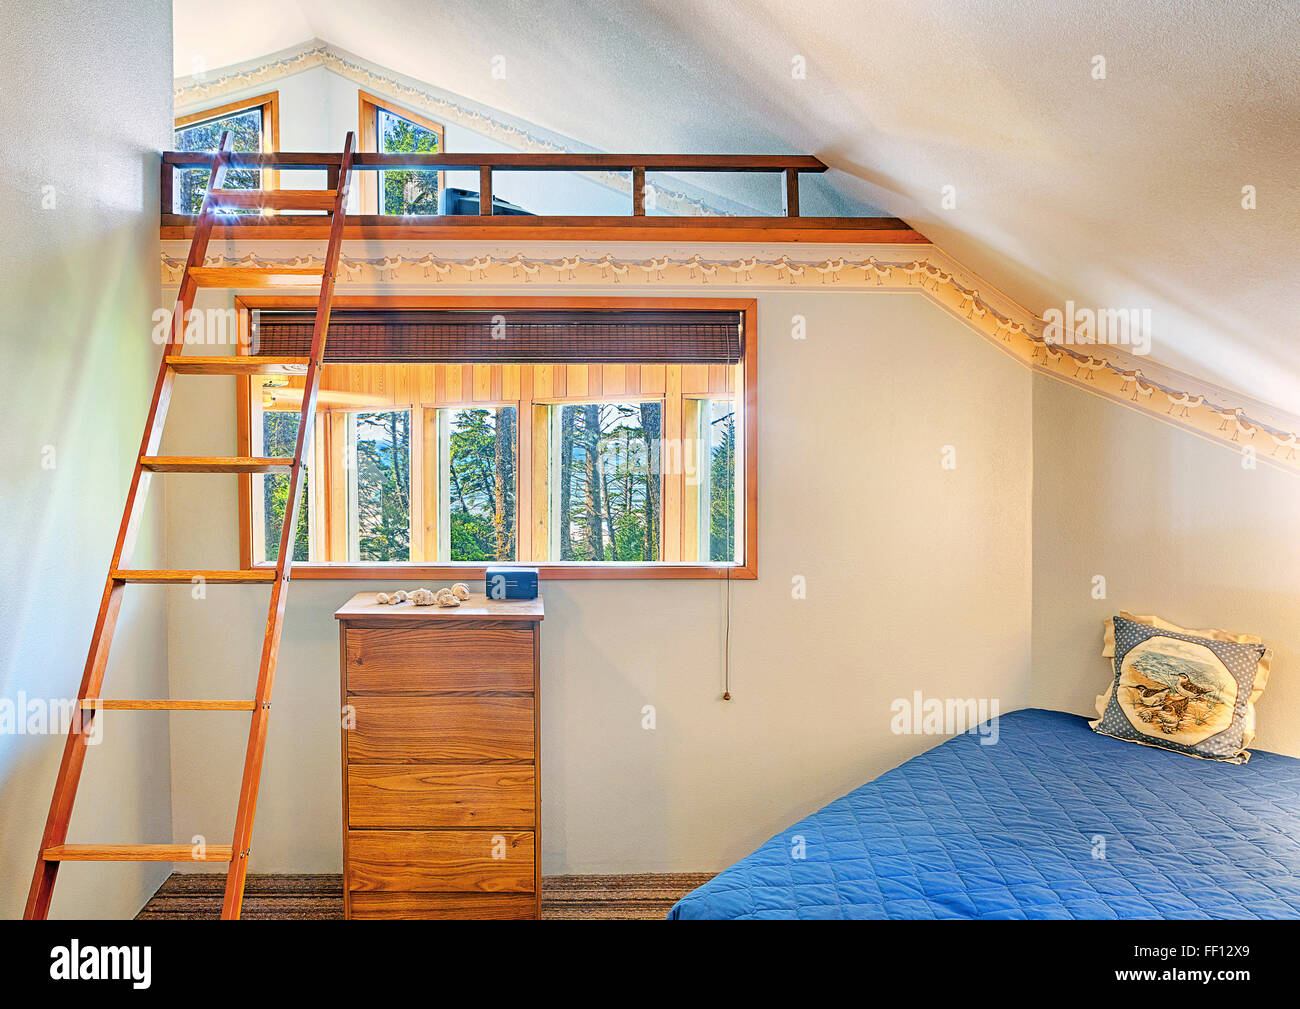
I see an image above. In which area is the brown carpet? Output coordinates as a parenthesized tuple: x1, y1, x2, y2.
(136, 872, 714, 920)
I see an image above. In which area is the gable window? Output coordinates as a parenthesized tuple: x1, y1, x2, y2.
(238, 298, 756, 579)
(358, 90, 445, 215)
(172, 92, 279, 214)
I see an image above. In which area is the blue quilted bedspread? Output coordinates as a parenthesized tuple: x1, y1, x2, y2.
(668, 708, 1300, 919)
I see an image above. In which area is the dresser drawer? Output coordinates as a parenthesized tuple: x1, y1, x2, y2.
(349, 892, 537, 920)
(347, 695, 534, 762)
(346, 625, 534, 693)
(347, 829, 535, 893)
(348, 764, 535, 828)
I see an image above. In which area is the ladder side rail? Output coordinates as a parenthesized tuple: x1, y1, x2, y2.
(221, 132, 356, 919)
(23, 133, 236, 920)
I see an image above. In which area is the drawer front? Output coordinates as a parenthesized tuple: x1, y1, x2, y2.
(347, 829, 535, 893)
(349, 892, 536, 920)
(346, 626, 534, 693)
(348, 695, 534, 762)
(348, 765, 535, 828)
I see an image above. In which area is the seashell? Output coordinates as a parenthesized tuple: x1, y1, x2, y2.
(409, 588, 437, 606)
(435, 588, 460, 608)
(376, 590, 407, 605)
(451, 582, 471, 600)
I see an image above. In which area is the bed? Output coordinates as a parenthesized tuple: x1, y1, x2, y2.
(668, 708, 1300, 919)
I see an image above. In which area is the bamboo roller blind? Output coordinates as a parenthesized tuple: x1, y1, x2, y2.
(251, 309, 745, 364)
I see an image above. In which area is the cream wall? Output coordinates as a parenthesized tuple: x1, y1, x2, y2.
(0, 0, 174, 918)
(160, 286, 1034, 873)
(1031, 375, 1300, 757)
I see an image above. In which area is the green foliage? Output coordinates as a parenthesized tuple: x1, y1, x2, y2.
(557, 402, 659, 562)
(613, 510, 647, 561)
(709, 410, 736, 561)
(174, 108, 263, 214)
(447, 408, 515, 561)
(354, 412, 411, 561)
(450, 511, 496, 562)
(379, 111, 440, 215)
(262, 412, 308, 562)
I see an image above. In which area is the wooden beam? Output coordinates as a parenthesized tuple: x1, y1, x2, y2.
(479, 166, 493, 216)
(162, 214, 927, 244)
(783, 167, 800, 217)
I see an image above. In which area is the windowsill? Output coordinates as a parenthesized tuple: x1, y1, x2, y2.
(251, 561, 756, 581)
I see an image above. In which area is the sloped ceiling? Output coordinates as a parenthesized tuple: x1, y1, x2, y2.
(172, 0, 1300, 413)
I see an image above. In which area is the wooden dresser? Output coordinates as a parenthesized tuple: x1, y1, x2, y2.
(334, 591, 543, 920)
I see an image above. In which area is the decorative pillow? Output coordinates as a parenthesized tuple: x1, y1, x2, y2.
(1091, 612, 1271, 763)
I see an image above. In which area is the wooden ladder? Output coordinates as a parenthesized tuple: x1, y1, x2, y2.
(24, 131, 356, 920)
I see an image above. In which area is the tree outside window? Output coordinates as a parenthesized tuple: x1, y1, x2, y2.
(262, 412, 308, 562)
(173, 108, 263, 214)
(552, 402, 661, 562)
(443, 407, 516, 561)
(349, 411, 411, 562)
(378, 109, 440, 215)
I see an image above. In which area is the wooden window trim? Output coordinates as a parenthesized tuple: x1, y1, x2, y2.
(358, 90, 447, 215)
(175, 91, 280, 192)
(235, 296, 757, 580)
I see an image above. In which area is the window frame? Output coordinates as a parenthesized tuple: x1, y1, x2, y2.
(174, 91, 280, 199)
(235, 295, 757, 580)
(357, 90, 446, 216)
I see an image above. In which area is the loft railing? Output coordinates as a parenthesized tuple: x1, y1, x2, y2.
(158, 150, 927, 243)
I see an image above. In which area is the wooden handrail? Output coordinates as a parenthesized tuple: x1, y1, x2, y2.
(164, 150, 829, 220)
(162, 150, 829, 172)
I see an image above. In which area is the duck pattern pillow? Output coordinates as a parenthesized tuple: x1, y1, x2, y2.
(1091, 613, 1270, 763)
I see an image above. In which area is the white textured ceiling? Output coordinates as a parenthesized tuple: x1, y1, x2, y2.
(173, 0, 1300, 412)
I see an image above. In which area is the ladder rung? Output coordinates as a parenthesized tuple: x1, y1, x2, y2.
(188, 266, 324, 288)
(167, 356, 310, 376)
(211, 189, 337, 212)
(111, 569, 277, 584)
(79, 699, 256, 711)
(141, 456, 293, 474)
(43, 844, 234, 862)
